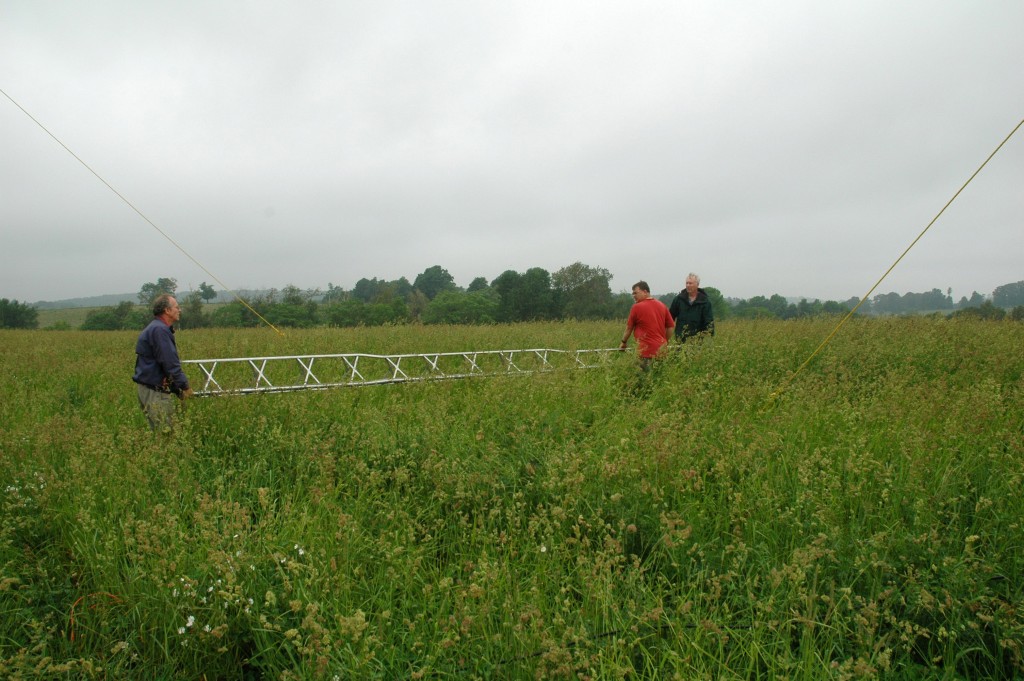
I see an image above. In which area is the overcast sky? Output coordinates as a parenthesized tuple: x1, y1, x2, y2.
(3, 1, 1022, 304)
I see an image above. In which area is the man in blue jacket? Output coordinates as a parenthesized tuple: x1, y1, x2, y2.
(669, 273, 715, 343)
(133, 294, 193, 432)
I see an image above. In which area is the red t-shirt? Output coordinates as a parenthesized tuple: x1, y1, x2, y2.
(627, 298, 674, 358)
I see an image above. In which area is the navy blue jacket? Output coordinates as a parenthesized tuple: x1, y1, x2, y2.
(133, 318, 190, 394)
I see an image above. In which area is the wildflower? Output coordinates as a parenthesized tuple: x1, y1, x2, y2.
(186, 615, 195, 628)
(540, 545, 547, 553)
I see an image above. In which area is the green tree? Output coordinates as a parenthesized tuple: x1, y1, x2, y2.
(610, 291, 633, 318)
(323, 283, 349, 303)
(413, 265, 457, 300)
(795, 299, 823, 317)
(956, 291, 987, 309)
(265, 304, 318, 328)
(921, 288, 953, 310)
(197, 282, 218, 303)
(704, 286, 729, 320)
(138, 278, 178, 306)
(422, 290, 499, 324)
(260, 285, 319, 328)
(467, 277, 490, 293)
(552, 262, 613, 320)
(81, 301, 142, 330)
(767, 294, 793, 319)
(844, 296, 865, 313)
(949, 301, 1005, 321)
(406, 289, 430, 321)
(352, 277, 385, 303)
(0, 298, 39, 329)
(822, 300, 849, 315)
(280, 285, 319, 306)
(372, 282, 399, 304)
(491, 270, 523, 322)
(993, 281, 1024, 308)
(733, 295, 768, 319)
(872, 292, 905, 315)
(321, 300, 363, 327)
(178, 291, 210, 329)
(391, 277, 414, 300)
(519, 268, 558, 320)
(80, 309, 121, 331)
(210, 302, 246, 327)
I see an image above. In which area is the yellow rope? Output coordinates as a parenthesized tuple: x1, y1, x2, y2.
(770, 117, 1023, 401)
(1, 87, 285, 336)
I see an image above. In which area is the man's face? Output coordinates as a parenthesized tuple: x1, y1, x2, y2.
(685, 278, 699, 295)
(166, 297, 182, 324)
(632, 287, 648, 302)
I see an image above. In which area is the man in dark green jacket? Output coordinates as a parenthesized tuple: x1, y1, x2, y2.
(669, 273, 714, 343)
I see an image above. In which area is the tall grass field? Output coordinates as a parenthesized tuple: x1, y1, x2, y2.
(1, 318, 1021, 679)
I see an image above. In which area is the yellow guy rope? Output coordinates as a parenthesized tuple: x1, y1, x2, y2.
(770, 116, 1024, 401)
(1, 87, 284, 336)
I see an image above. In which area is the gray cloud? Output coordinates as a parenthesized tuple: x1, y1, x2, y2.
(3, 1, 1021, 304)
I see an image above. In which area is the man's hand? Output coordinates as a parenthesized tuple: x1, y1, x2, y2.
(180, 387, 195, 399)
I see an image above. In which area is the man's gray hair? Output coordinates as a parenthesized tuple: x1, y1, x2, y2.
(152, 294, 175, 316)
(687, 273, 701, 285)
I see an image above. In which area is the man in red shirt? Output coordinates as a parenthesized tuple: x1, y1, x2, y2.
(619, 280, 675, 369)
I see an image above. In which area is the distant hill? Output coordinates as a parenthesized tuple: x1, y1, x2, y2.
(32, 293, 138, 309)
(31, 290, 267, 310)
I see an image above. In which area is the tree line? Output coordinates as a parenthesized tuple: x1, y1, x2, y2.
(2, 269, 1023, 330)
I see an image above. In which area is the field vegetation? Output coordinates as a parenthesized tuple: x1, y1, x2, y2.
(1, 318, 1021, 679)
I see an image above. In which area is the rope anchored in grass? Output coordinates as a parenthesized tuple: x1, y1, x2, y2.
(771, 116, 1024, 402)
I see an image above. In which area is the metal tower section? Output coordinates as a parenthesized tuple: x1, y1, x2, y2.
(184, 347, 620, 396)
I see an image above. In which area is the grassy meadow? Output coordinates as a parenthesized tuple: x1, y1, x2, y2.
(34, 306, 98, 330)
(0, 318, 1022, 679)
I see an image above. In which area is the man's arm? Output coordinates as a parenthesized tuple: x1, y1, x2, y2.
(619, 322, 634, 350)
(152, 327, 191, 394)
